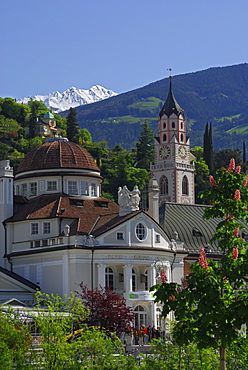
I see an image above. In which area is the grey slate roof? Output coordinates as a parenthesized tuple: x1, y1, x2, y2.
(159, 202, 221, 253)
(159, 79, 184, 118)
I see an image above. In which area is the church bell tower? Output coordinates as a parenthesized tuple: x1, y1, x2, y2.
(151, 76, 195, 204)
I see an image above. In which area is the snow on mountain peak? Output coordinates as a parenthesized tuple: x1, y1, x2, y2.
(17, 85, 118, 113)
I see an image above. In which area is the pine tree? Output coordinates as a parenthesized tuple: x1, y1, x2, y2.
(28, 104, 38, 138)
(203, 122, 213, 174)
(66, 107, 79, 142)
(136, 121, 154, 170)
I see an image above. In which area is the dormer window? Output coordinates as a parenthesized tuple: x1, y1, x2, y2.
(47, 181, 57, 191)
(81, 181, 89, 195)
(30, 182, 37, 197)
(68, 181, 78, 195)
(22, 184, 27, 197)
(91, 183, 97, 196)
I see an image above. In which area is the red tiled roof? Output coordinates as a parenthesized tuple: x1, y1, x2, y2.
(16, 141, 100, 174)
(8, 194, 121, 236)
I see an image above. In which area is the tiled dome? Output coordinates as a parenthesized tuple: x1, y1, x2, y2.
(16, 139, 100, 174)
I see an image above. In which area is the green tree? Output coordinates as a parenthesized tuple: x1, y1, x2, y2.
(66, 107, 79, 142)
(0, 308, 32, 369)
(78, 128, 92, 145)
(103, 151, 149, 202)
(151, 158, 248, 370)
(136, 121, 154, 170)
(32, 291, 88, 370)
(203, 122, 213, 174)
(213, 148, 242, 173)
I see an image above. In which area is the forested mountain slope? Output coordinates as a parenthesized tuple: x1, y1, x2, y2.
(64, 64, 248, 150)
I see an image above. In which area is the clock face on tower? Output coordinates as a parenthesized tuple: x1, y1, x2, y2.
(159, 145, 170, 159)
(178, 145, 187, 159)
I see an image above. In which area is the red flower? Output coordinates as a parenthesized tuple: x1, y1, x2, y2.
(233, 228, 239, 237)
(228, 158, 235, 171)
(235, 166, 241, 174)
(233, 190, 241, 201)
(199, 247, 208, 269)
(231, 247, 239, 259)
(209, 175, 217, 187)
(160, 270, 167, 283)
(169, 295, 175, 301)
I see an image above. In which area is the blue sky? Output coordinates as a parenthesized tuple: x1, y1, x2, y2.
(1, 0, 248, 99)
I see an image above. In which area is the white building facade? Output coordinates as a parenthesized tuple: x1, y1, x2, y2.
(1, 137, 186, 330)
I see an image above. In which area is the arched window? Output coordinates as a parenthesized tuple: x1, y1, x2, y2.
(163, 133, 167, 142)
(180, 133, 184, 142)
(105, 267, 114, 289)
(160, 176, 168, 195)
(172, 121, 175, 129)
(182, 175, 189, 195)
(132, 268, 136, 291)
(181, 122, 183, 130)
(163, 122, 166, 129)
(134, 305, 147, 328)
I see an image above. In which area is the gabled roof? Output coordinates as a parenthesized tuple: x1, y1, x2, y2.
(0, 266, 40, 291)
(159, 78, 184, 118)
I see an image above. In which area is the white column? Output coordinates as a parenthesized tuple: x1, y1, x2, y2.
(97, 263, 106, 287)
(148, 265, 156, 289)
(62, 253, 70, 295)
(123, 264, 133, 295)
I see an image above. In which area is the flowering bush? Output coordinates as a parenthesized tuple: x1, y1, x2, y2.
(151, 158, 248, 370)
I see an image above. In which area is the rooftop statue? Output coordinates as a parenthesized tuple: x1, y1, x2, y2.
(118, 185, 140, 216)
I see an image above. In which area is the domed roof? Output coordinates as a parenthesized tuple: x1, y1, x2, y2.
(16, 139, 100, 174)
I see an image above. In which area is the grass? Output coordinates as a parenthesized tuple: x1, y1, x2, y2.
(128, 97, 163, 110)
(214, 114, 241, 123)
(226, 125, 248, 134)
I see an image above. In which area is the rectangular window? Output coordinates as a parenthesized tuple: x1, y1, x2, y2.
(31, 223, 38, 235)
(42, 239, 48, 247)
(91, 183, 97, 197)
(30, 182, 37, 197)
(155, 234, 160, 243)
(47, 181, 57, 191)
(117, 232, 124, 240)
(22, 183, 27, 197)
(35, 240, 40, 248)
(68, 181, 78, 195)
(81, 181, 89, 195)
(43, 222, 51, 234)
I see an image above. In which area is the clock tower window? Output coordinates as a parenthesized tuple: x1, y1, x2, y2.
(180, 133, 184, 142)
(172, 121, 175, 129)
(182, 176, 189, 195)
(163, 134, 167, 142)
(163, 122, 166, 129)
(160, 175, 168, 195)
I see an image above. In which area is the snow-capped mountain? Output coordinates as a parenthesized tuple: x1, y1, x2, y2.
(17, 85, 118, 113)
